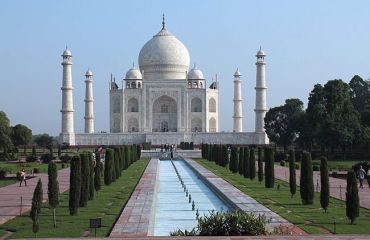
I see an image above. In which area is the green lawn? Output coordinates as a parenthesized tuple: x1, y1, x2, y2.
(0, 179, 17, 187)
(0, 162, 63, 174)
(0, 158, 150, 239)
(197, 159, 370, 234)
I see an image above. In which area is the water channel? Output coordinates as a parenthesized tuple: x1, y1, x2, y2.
(151, 159, 231, 236)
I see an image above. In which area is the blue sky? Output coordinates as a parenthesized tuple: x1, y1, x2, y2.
(0, 0, 369, 136)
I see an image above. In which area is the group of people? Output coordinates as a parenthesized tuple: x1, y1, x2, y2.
(357, 165, 370, 189)
(160, 144, 176, 159)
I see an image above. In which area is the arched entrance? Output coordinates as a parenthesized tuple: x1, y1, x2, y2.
(152, 96, 177, 132)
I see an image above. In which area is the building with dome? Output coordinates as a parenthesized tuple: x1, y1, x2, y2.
(59, 17, 269, 145)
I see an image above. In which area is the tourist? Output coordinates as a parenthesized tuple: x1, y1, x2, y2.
(19, 169, 27, 187)
(357, 166, 366, 189)
(367, 168, 370, 188)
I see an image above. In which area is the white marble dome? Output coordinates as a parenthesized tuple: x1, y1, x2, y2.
(125, 67, 142, 79)
(85, 69, 93, 76)
(138, 26, 190, 79)
(62, 48, 72, 56)
(188, 66, 204, 79)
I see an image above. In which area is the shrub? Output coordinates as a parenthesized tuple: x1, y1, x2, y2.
(264, 148, 274, 188)
(300, 151, 314, 204)
(274, 151, 286, 162)
(189, 142, 194, 150)
(26, 154, 38, 162)
(295, 164, 300, 170)
(33, 168, 39, 174)
(143, 142, 151, 150)
(185, 142, 190, 150)
(320, 156, 329, 212)
(280, 160, 286, 167)
(0, 168, 7, 179)
(313, 165, 320, 171)
(60, 154, 71, 163)
(346, 170, 359, 224)
(40, 153, 53, 163)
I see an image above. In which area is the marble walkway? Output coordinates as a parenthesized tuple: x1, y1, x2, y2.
(0, 167, 70, 225)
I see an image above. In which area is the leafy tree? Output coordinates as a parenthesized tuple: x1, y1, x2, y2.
(48, 162, 59, 227)
(69, 155, 81, 215)
(79, 153, 89, 207)
(264, 99, 304, 151)
(229, 146, 238, 173)
(104, 149, 113, 185)
(243, 147, 250, 178)
(264, 148, 274, 188)
(349, 75, 370, 127)
(257, 148, 263, 183)
(346, 170, 359, 224)
(288, 149, 296, 198)
(88, 152, 94, 200)
(34, 133, 54, 150)
(320, 156, 329, 212)
(30, 179, 42, 237)
(238, 147, 244, 175)
(11, 124, 32, 149)
(0, 111, 12, 159)
(300, 151, 314, 204)
(249, 148, 256, 180)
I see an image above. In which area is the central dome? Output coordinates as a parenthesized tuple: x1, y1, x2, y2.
(138, 24, 190, 80)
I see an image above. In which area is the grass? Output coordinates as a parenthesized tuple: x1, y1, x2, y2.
(196, 159, 370, 235)
(277, 160, 366, 171)
(0, 161, 63, 174)
(0, 179, 17, 187)
(0, 158, 150, 239)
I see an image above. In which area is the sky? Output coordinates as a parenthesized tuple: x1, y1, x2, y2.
(0, 0, 369, 136)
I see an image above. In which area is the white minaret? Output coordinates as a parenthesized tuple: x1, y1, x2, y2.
(60, 47, 75, 145)
(254, 47, 267, 134)
(84, 69, 94, 133)
(233, 69, 243, 132)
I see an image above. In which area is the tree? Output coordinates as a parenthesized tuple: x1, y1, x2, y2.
(320, 156, 329, 212)
(111, 149, 116, 182)
(288, 149, 296, 198)
(222, 145, 229, 167)
(114, 148, 121, 178)
(346, 170, 359, 224)
(104, 149, 113, 185)
(257, 148, 263, 183)
(79, 153, 89, 207)
(0, 111, 12, 159)
(300, 151, 314, 204)
(11, 124, 32, 149)
(34, 133, 54, 151)
(48, 162, 59, 227)
(69, 155, 81, 215)
(124, 145, 129, 169)
(264, 148, 274, 188)
(243, 147, 250, 178)
(88, 152, 94, 200)
(238, 147, 244, 175)
(137, 144, 141, 159)
(229, 146, 238, 173)
(349, 75, 370, 128)
(264, 99, 305, 152)
(30, 179, 42, 237)
(249, 148, 256, 180)
(94, 154, 102, 193)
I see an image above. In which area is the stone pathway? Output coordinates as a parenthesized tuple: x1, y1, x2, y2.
(0, 168, 70, 225)
(274, 165, 370, 209)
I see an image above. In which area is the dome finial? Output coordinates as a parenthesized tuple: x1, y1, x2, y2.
(132, 62, 135, 68)
(162, 14, 166, 29)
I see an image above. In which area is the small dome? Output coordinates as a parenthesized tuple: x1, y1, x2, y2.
(256, 47, 266, 56)
(188, 66, 204, 80)
(125, 68, 142, 80)
(85, 69, 93, 76)
(62, 48, 72, 56)
(234, 68, 241, 76)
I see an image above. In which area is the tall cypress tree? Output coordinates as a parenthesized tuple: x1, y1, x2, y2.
(111, 149, 117, 182)
(346, 170, 359, 224)
(243, 146, 250, 178)
(209, 144, 214, 162)
(48, 162, 59, 227)
(222, 145, 229, 167)
(137, 144, 141, 160)
(229, 146, 238, 173)
(264, 148, 275, 188)
(114, 148, 121, 178)
(288, 149, 296, 198)
(69, 155, 81, 215)
(88, 152, 94, 200)
(257, 148, 263, 183)
(249, 148, 256, 180)
(30, 178, 42, 237)
(320, 156, 329, 212)
(238, 147, 244, 175)
(79, 152, 89, 207)
(124, 145, 129, 169)
(94, 154, 102, 193)
(300, 151, 314, 204)
(104, 149, 113, 185)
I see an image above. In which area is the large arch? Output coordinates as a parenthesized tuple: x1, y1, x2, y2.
(128, 98, 139, 112)
(209, 98, 216, 112)
(152, 95, 177, 132)
(191, 97, 202, 112)
(209, 117, 216, 132)
(128, 117, 139, 132)
(191, 118, 202, 132)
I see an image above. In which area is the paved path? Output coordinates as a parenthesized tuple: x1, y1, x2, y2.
(0, 168, 70, 225)
(274, 165, 370, 209)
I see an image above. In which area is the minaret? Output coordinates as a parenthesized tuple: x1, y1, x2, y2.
(233, 69, 243, 132)
(254, 47, 267, 133)
(60, 47, 75, 145)
(84, 69, 94, 133)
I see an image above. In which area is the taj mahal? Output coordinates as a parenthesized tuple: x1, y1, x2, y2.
(59, 17, 269, 146)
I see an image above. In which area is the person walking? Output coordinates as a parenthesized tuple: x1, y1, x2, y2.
(357, 165, 366, 189)
(19, 169, 27, 187)
(367, 167, 370, 188)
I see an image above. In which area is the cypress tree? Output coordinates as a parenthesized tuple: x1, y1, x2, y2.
(209, 144, 213, 162)
(137, 144, 141, 160)
(288, 149, 296, 198)
(57, 144, 62, 158)
(346, 170, 359, 224)
(48, 162, 59, 227)
(124, 145, 129, 169)
(30, 178, 43, 221)
(122, 146, 126, 170)
(249, 148, 256, 180)
(300, 151, 314, 204)
(264, 148, 275, 188)
(238, 147, 244, 175)
(32, 145, 36, 157)
(243, 147, 250, 178)
(320, 156, 329, 212)
(206, 144, 211, 161)
(201, 144, 205, 159)
(111, 149, 117, 182)
(257, 148, 263, 183)
(217, 145, 222, 166)
(114, 148, 121, 178)
(69, 155, 81, 215)
(94, 154, 102, 193)
(88, 152, 94, 200)
(132, 145, 137, 162)
(104, 149, 113, 185)
(222, 145, 229, 167)
(79, 153, 89, 207)
(229, 146, 238, 173)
